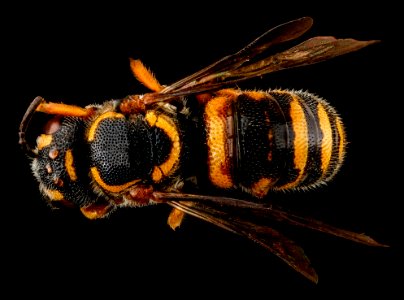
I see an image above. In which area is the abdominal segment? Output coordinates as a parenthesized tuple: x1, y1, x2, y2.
(202, 89, 346, 198)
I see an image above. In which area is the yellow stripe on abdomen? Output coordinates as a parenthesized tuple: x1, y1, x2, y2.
(205, 96, 234, 189)
(335, 117, 346, 163)
(317, 103, 333, 175)
(280, 96, 308, 189)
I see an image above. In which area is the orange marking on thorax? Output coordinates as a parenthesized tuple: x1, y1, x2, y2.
(88, 111, 125, 142)
(90, 167, 141, 193)
(145, 112, 181, 182)
(65, 149, 78, 181)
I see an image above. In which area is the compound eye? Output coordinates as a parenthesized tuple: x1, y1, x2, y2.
(44, 116, 62, 134)
(36, 116, 63, 150)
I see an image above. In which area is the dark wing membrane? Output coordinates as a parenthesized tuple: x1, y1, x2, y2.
(227, 37, 377, 79)
(154, 192, 386, 283)
(154, 192, 387, 247)
(257, 203, 389, 248)
(167, 200, 319, 283)
(160, 16, 313, 94)
(144, 18, 378, 104)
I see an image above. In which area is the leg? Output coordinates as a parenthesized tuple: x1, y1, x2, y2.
(129, 58, 163, 92)
(124, 185, 156, 206)
(119, 59, 164, 115)
(80, 201, 114, 219)
(167, 208, 186, 230)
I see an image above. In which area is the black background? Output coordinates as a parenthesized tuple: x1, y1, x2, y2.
(4, 2, 401, 298)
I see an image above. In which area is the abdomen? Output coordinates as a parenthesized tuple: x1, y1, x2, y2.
(202, 89, 346, 198)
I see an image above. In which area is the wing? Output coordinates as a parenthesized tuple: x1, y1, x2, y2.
(167, 200, 319, 283)
(153, 192, 387, 283)
(160, 17, 313, 93)
(143, 17, 378, 105)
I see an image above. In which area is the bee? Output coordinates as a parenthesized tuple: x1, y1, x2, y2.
(19, 17, 386, 283)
